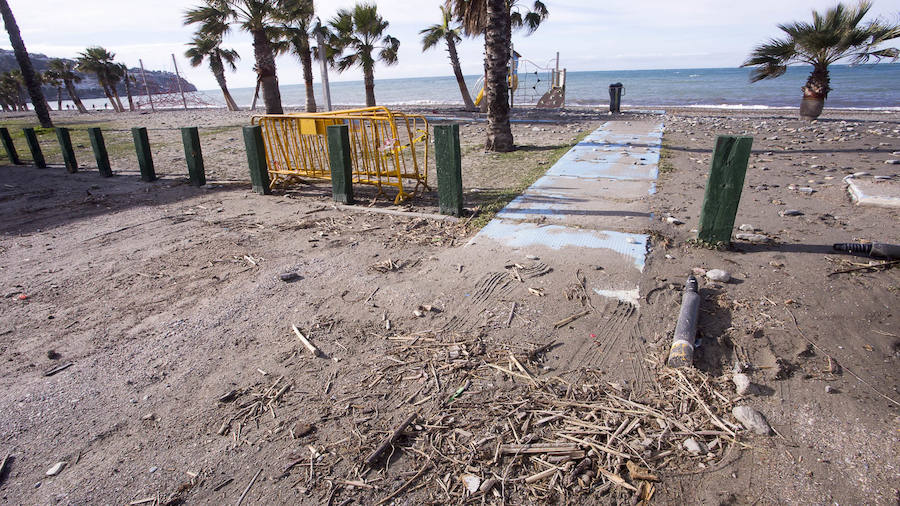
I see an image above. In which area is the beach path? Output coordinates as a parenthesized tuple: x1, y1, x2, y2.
(461, 117, 663, 385)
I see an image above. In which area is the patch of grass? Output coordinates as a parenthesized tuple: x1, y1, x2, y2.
(466, 132, 588, 231)
(686, 237, 728, 250)
(658, 141, 676, 174)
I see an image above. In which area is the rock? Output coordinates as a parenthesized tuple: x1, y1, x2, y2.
(279, 272, 301, 282)
(682, 437, 707, 454)
(738, 224, 756, 232)
(461, 474, 481, 494)
(735, 233, 769, 243)
(525, 254, 539, 260)
(874, 175, 893, 180)
(779, 209, 804, 217)
(732, 406, 772, 435)
(825, 385, 837, 394)
(851, 171, 871, 177)
(149, 466, 158, 473)
(797, 187, 815, 194)
(666, 216, 684, 225)
(732, 373, 751, 395)
(706, 269, 731, 282)
(46, 462, 66, 476)
(692, 267, 707, 276)
(885, 160, 900, 165)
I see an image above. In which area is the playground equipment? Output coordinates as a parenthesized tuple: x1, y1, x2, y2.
(473, 50, 566, 109)
(251, 107, 430, 204)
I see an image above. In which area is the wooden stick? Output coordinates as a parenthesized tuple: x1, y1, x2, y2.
(376, 461, 431, 505)
(827, 259, 900, 276)
(499, 443, 579, 455)
(236, 468, 262, 506)
(44, 362, 73, 377)
(0, 452, 10, 483)
(365, 412, 417, 467)
(553, 310, 590, 329)
(292, 325, 322, 357)
(524, 466, 559, 484)
(506, 302, 516, 328)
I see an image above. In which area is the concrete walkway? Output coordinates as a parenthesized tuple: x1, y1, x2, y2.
(467, 117, 663, 307)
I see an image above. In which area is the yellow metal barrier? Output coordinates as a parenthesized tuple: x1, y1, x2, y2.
(252, 107, 430, 204)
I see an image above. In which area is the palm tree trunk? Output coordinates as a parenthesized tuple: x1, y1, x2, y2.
(111, 85, 125, 112)
(364, 66, 376, 107)
(213, 68, 239, 111)
(0, 0, 52, 127)
(64, 79, 87, 113)
(252, 29, 283, 115)
(803, 65, 830, 100)
(124, 71, 135, 111)
(483, 0, 513, 152)
(447, 35, 476, 112)
(56, 86, 62, 110)
(297, 36, 316, 113)
(101, 82, 118, 112)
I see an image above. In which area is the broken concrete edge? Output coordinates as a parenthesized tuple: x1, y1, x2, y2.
(844, 176, 900, 209)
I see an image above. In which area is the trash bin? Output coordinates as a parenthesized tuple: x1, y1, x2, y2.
(608, 83, 624, 113)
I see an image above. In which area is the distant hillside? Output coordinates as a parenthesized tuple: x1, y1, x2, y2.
(0, 49, 197, 100)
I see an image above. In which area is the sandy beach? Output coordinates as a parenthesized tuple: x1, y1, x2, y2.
(1, 104, 898, 504)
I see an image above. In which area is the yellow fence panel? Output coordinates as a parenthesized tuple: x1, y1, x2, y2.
(252, 107, 430, 204)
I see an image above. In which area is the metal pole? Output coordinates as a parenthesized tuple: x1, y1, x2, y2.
(555, 51, 560, 87)
(316, 20, 332, 111)
(172, 54, 188, 110)
(139, 59, 155, 112)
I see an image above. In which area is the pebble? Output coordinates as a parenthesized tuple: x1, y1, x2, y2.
(461, 474, 481, 494)
(732, 406, 772, 435)
(825, 385, 837, 394)
(732, 373, 751, 395)
(682, 437, 707, 454)
(46, 462, 66, 476)
(798, 187, 815, 194)
(666, 216, 684, 225)
(692, 267, 707, 276)
(705, 269, 731, 282)
(779, 209, 804, 217)
(149, 466, 158, 473)
(625, 237, 638, 244)
(734, 233, 769, 243)
(874, 175, 893, 180)
(885, 160, 900, 165)
(851, 171, 870, 177)
(738, 224, 756, 232)
(525, 255, 539, 260)
(279, 272, 301, 282)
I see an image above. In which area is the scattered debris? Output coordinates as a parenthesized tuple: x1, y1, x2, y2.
(279, 272, 301, 282)
(706, 269, 731, 282)
(235, 468, 262, 506)
(732, 373, 751, 395)
(46, 461, 66, 476)
(732, 406, 772, 435)
(365, 412, 418, 468)
(292, 325, 322, 357)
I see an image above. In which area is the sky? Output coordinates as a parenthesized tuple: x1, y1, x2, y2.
(3, 0, 900, 91)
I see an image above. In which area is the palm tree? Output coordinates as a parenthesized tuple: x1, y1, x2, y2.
(186, 34, 241, 111)
(48, 59, 87, 113)
(743, 1, 900, 120)
(421, 6, 476, 111)
(446, 0, 548, 151)
(8, 69, 26, 110)
(77, 47, 122, 112)
(276, 0, 316, 112)
(185, 0, 284, 114)
(43, 69, 63, 110)
(329, 3, 399, 107)
(0, 71, 18, 111)
(0, 0, 52, 126)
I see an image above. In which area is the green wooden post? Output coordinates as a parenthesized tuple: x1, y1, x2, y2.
(434, 124, 464, 216)
(87, 127, 113, 177)
(0, 127, 20, 164)
(56, 127, 78, 173)
(326, 124, 354, 205)
(697, 135, 753, 244)
(132, 127, 156, 182)
(181, 127, 206, 186)
(242, 125, 271, 195)
(22, 128, 45, 168)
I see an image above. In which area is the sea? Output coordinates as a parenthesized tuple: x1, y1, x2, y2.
(66, 63, 900, 111)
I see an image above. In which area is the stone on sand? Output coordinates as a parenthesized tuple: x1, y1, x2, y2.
(732, 406, 772, 435)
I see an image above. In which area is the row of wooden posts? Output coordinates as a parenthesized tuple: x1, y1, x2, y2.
(0, 123, 466, 217)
